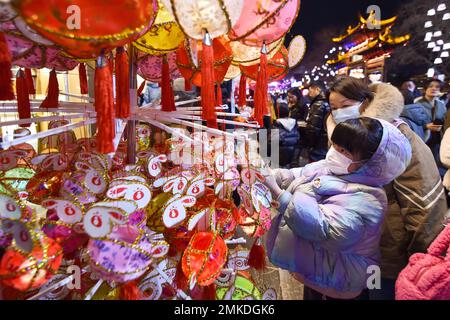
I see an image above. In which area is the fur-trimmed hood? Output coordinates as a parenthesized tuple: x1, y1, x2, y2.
(327, 83, 405, 141)
(362, 83, 405, 123)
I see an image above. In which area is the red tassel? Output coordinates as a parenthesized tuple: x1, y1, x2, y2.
(216, 84, 222, 106)
(137, 80, 146, 97)
(248, 238, 266, 270)
(239, 75, 247, 107)
(161, 54, 176, 112)
(201, 283, 216, 300)
(94, 57, 115, 154)
(24, 68, 35, 95)
(119, 280, 143, 300)
(15, 70, 31, 128)
(40, 69, 59, 109)
(253, 47, 268, 127)
(0, 32, 15, 101)
(201, 33, 218, 129)
(115, 47, 130, 118)
(174, 259, 188, 291)
(79, 63, 88, 95)
(185, 78, 192, 91)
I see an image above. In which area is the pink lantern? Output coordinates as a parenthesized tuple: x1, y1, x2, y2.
(229, 0, 301, 47)
(137, 52, 181, 83)
(2, 22, 78, 71)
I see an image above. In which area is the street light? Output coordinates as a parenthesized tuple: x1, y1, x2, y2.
(428, 9, 436, 16)
(437, 3, 446, 11)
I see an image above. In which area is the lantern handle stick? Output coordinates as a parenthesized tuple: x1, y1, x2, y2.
(225, 237, 247, 245)
(0, 113, 93, 127)
(84, 279, 104, 300)
(27, 268, 89, 300)
(60, 92, 94, 102)
(0, 119, 96, 149)
(126, 45, 137, 164)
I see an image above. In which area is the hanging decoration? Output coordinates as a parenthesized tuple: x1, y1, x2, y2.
(160, 0, 244, 40)
(288, 35, 307, 69)
(133, 1, 185, 56)
(137, 51, 181, 83)
(176, 36, 233, 87)
(15, 0, 159, 59)
(240, 46, 289, 81)
(229, 0, 301, 47)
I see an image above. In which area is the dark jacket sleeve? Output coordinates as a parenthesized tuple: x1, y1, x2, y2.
(304, 100, 329, 148)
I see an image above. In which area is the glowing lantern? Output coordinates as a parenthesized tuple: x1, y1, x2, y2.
(229, 0, 301, 47)
(160, 0, 244, 40)
(15, 0, 159, 59)
(134, 1, 185, 56)
(240, 46, 289, 81)
(181, 232, 227, 286)
(231, 38, 284, 66)
(288, 35, 307, 68)
(176, 37, 232, 87)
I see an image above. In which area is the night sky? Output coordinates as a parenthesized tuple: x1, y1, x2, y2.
(288, 0, 404, 49)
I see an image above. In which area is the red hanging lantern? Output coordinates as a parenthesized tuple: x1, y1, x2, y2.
(176, 36, 232, 87)
(240, 46, 289, 81)
(181, 232, 227, 287)
(15, 0, 158, 59)
(0, 236, 63, 292)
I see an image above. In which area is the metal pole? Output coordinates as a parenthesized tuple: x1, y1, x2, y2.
(127, 45, 137, 164)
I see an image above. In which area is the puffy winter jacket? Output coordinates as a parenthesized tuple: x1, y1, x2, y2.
(400, 104, 429, 142)
(326, 83, 448, 279)
(271, 118, 300, 167)
(267, 119, 412, 298)
(303, 93, 330, 161)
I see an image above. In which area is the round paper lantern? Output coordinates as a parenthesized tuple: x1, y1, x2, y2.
(288, 35, 307, 68)
(231, 38, 284, 66)
(87, 225, 154, 283)
(216, 273, 262, 300)
(133, 1, 185, 56)
(137, 52, 181, 83)
(240, 46, 289, 81)
(13, 17, 54, 46)
(181, 232, 227, 286)
(26, 171, 64, 204)
(0, 236, 63, 291)
(229, 0, 301, 47)
(15, 0, 159, 59)
(176, 37, 232, 87)
(224, 63, 241, 81)
(215, 199, 238, 240)
(160, 0, 244, 40)
(3, 29, 78, 71)
(236, 206, 271, 238)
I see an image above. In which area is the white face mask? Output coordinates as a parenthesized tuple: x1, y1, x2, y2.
(331, 102, 362, 124)
(325, 146, 355, 175)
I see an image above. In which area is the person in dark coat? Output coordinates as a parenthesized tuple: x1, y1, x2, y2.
(303, 81, 330, 162)
(400, 80, 422, 105)
(271, 103, 300, 168)
(287, 88, 308, 121)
